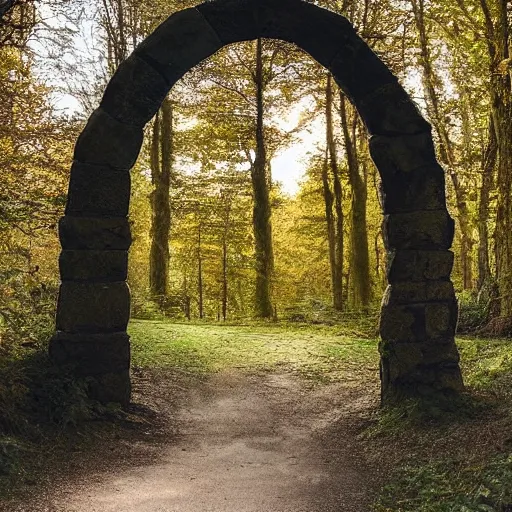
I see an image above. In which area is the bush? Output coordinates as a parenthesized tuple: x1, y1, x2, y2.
(457, 290, 490, 334)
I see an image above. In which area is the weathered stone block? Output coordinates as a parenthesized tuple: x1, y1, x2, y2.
(258, 0, 355, 68)
(379, 165, 445, 214)
(357, 83, 431, 135)
(49, 331, 130, 375)
(56, 282, 130, 333)
(421, 339, 460, 366)
(387, 250, 454, 282)
(60, 250, 128, 282)
(370, 132, 438, 173)
(197, 0, 258, 44)
(425, 301, 458, 339)
(380, 303, 425, 343)
(65, 162, 130, 217)
(101, 54, 170, 126)
(59, 216, 131, 251)
(136, 8, 222, 85)
(330, 41, 399, 105)
(370, 133, 445, 213)
(89, 370, 131, 406)
(74, 108, 143, 170)
(383, 281, 455, 305)
(383, 210, 455, 250)
(381, 339, 460, 379)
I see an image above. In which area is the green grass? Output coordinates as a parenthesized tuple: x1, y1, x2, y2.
(129, 320, 379, 384)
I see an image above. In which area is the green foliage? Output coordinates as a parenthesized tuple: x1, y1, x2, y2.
(457, 291, 491, 333)
(458, 338, 512, 399)
(374, 455, 512, 512)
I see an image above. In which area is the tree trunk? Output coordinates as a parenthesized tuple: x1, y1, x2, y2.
(198, 223, 204, 319)
(487, 0, 512, 316)
(411, 0, 474, 289)
(321, 151, 338, 309)
(326, 73, 344, 311)
(477, 116, 497, 292)
(251, 38, 274, 318)
(149, 97, 172, 301)
(340, 92, 371, 309)
(222, 237, 228, 321)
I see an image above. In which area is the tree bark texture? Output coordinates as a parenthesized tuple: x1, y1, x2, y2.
(477, 116, 497, 291)
(251, 38, 274, 318)
(411, 0, 474, 289)
(484, 0, 512, 316)
(340, 92, 371, 309)
(149, 97, 172, 300)
(325, 74, 344, 310)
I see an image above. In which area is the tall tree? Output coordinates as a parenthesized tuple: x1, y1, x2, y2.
(149, 97, 173, 301)
(484, 0, 512, 316)
(325, 73, 344, 310)
(411, 0, 475, 290)
(340, 94, 371, 309)
(252, 37, 274, 318)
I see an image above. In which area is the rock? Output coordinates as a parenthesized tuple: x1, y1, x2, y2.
(387, 250, 454, 282)
(66, 162, 130, 218)
(370, 134, 445, 213)
(60, 250, 128, 282)
(100, 54, 170, 126)
(383, 281, 455, 305)
(358, 84, 431, 135)
(197, 0, 258, 44)
(258, 0, 354, 68)
(383, 210, 455, 250)
(59, 216, 131, 251)
(380, 303, 425, 343)
(135, 8, 222, 85)
(49, 331, 130, 375)
(56, 282, 130, 333)
(370, 132, 438, 173)
(74, 108, 143, 170)
(330, 39, 398, 105)
(425, 301, 458, 340)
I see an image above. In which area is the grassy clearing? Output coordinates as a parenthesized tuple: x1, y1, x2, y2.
(129, 320, 379, 384)
(2, 319, 512, 511)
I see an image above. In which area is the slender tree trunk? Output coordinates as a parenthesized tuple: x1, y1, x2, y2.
(321, 151, 338, 308)
(183, 275, 191, 320)
(340, 93, 372, 309)
(411, 0, 474, 289)
(326, 73, 344, 310)
(222, 237, 228, 321)
(251, 38, 274, 318)
(477, 116, 497, 291)
(149, 97, 172, 301)
(198, 223, 204, 319)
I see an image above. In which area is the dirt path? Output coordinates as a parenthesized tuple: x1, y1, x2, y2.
(8, 370, 378, 512)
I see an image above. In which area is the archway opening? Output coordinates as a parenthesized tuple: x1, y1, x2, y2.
(49, 0, 464, 405)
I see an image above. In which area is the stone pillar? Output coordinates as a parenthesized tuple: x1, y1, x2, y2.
(369, 131, 464, 401)
(49, 56, 167, 405)
(50, 9, 222, 405)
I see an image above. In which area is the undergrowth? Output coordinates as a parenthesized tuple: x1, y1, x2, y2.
(370, 337, 512, 512)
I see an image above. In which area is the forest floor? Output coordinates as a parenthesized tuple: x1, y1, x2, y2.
(1, 321, 512, 511)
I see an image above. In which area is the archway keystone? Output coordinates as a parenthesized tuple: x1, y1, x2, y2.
(50, 0, 464, 405)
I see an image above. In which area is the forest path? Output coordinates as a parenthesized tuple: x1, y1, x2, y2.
(7, 322, 381, 511)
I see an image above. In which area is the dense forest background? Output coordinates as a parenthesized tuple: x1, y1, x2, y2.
(0, 0, 511, 340)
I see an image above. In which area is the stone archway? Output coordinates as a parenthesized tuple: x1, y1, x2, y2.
(49, 0, 464, 405)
